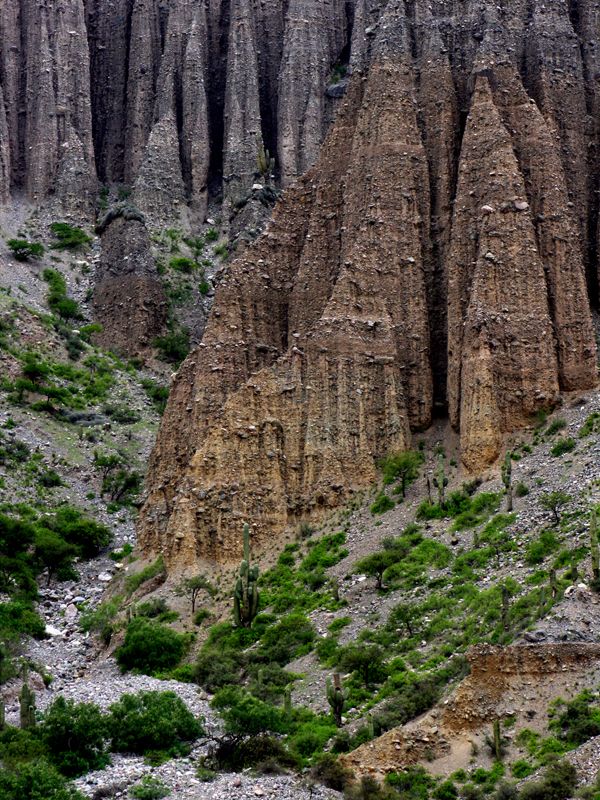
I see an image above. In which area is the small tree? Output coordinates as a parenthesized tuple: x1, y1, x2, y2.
(354, 551, 395, 590)
(33, 528, 77, 585)
(337, 643, 386, 689)
(381, 450, 423, 497)
(7, 239, 44, 261)
(540, 491, 571, 526)
(389, 602, 417, 637)
(175, 574, 215, 613)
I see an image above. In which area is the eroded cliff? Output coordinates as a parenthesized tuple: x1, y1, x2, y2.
(138, 0, 600, 571)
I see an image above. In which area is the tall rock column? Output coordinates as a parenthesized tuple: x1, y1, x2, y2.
(448, 77, 560, 470)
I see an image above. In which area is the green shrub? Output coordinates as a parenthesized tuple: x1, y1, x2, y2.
(42, 269, 82, 320)
(154, 329, 190, 365)
(129, 776, 171, 799)
(79, 596, 122, 644)
(49, 223, 92, 250)
(7, 239, 44, 261)
(0, 759, 86, 800)
(39, 697, 109, 777)
(549, 689, 600, 746)
(550, 437, 576, 457)
(545, 418, 567, 436)
(199, 280, 210, 296)
(579, 412, 600, 438)
(141, 379, 169, 414)
(518, 760, 577, 800)
(115, 618, 191, 675)
(211, 686, 288, 737)
(515, 482, 529, 498)
(511, 760, 535, 778)
(371, 493, 395, 515)
(336, 643, 386, 688)
(107, 691, 202, 756)
(125, 557, 166, 595)
(169, 256, 196, 273)
(205, 228, 218, 242)
(525, 530, 560, 565)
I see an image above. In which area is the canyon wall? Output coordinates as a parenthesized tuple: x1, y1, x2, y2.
(138, 0, 599, 571)
(1, 0, 599, 571)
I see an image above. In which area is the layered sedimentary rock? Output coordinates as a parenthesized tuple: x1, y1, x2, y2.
(139, 0, 600, 571)
(92, 209, 167, 356)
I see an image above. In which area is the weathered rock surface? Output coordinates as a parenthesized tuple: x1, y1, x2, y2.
(139, 0, 600, 573)
(0, 0, 350, 223)
(92, 208, 167, 356)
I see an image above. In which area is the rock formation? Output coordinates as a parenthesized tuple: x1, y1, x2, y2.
(0, 0, 599, 571)
(139, 0, 600, 572)
(92, 207, 167, 357)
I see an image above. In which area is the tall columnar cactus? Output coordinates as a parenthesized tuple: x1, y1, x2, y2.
(590, 508, 599, 584)
(233, 523, 260, 628)
(493, 719, 503, 760)
(501, 585, 511, 632)
(283, 685, 292, 718)
(501, 453, 513, 512)
(0, 699, 5, 731)
(326, 673, 348, 727)
(432, 455, 448, 506)
(549, 568, 558, 600)
(19, 682, 36, 729)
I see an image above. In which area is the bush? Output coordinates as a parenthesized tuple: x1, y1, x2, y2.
(42, 269, 82, 320)
(129, 776, 170, 799)
(549, 689, 600, 746)
(311, 753, 353, 790)
(550, 438, 576, 457)
(211, 686, 288, 737)
(371, 493, 395, 515)
(107, 691, 202, 756)
(518, 760, 577, 800)
(336, 643, 387, 688)
(154, 329, 190, 365)
(39, 697, 109, 777)
(380, 450, 423, 496)
(0, 759, 86, 800)
(125, 557, 166, 595)
(169, 257, 196, 273)
(50, 223, 92, 250)
(7, 239, 44, 261)
(115, 618, 191, 675)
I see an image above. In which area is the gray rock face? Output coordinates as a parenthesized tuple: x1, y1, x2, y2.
(0, 0, 96, 209)
(0, 0, 351, 223)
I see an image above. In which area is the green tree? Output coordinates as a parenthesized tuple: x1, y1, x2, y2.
(354, 551, 395, 590)
(115, 618, 190, 675)
(211, 686, 288, 738)
(540, 491, 571, 526)
(39, 697, 109, 777)
(382, 450, 423, 497)
(337, 643, 386, 689)
(174, 575, 215, 613)
(33, 529, 77, 585)
(107, 691, 202, 756)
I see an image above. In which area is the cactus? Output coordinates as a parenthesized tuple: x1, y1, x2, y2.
(326, 673, 348, 727)
(19, 681, 36, 729)
(233, 523, 260, 628)
(549, 568, 558, 600)
(569, 552, 579, 584)
(432, 455, 448, 506)
(538, 586, 547, 618)
(0, 699, 5, 731)
(501, 585, 511, 632)
(590, 508, 599, 584)
(256, 137, 275, 185)
(283, 685, 292, 718)
(501, 453, 513, 512)
(493, 719, 503, 760)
